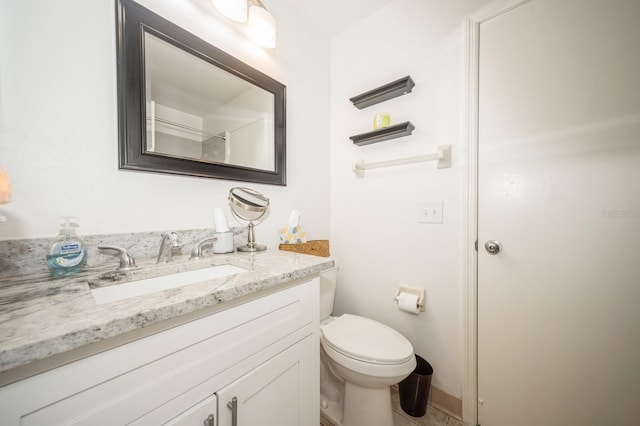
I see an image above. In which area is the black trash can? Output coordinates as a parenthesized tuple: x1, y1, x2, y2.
(398, 355, 433, 417)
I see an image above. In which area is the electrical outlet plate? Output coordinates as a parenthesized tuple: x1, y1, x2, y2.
(418, 201, 443, 224)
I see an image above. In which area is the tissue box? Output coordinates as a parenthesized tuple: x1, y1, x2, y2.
(279, 240, 330, 257)
(279, 226, 307, 244)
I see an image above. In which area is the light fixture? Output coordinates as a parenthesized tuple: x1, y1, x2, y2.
(212, 0, 277, 49)
(212, 0, 247, 23)
(248, 0, 277, 49)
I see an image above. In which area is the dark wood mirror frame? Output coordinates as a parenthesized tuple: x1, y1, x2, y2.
(115, 0, 286, 185)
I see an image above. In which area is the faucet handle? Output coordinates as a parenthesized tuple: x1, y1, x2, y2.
(190, 237, 218, 260)
(162, 231, 180, 246)
(98, 246, 137, 271)
(157, 231, 181, 264)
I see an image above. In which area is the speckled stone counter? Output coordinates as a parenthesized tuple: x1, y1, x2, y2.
(0, 249, 334, 375)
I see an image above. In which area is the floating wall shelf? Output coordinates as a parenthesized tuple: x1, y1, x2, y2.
(349, 76, 415, 109)
(349, 121, 415, 146)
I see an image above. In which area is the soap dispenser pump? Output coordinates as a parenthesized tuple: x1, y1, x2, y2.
(46, 217, 87, 278)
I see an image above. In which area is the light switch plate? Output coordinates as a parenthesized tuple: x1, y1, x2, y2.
(418, 201, 443, 224)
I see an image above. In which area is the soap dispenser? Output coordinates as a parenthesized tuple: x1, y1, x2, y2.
(46, 217, 87, 278)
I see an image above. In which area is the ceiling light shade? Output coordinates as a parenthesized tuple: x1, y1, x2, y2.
(212, 0, 247, 23)
(248, 5, 276, 49)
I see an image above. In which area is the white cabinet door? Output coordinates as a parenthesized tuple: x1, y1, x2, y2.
(216, 335, 315, 426)
(164, 393, 216, 426)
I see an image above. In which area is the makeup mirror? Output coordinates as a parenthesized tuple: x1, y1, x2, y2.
(228, 187, 270, 252)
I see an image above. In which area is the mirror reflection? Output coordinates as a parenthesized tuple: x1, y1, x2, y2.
(144, 33, 275, 171)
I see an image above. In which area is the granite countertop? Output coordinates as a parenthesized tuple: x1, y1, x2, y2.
(0, 250, 334, 375)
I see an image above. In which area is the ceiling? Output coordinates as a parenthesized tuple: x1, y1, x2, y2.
(276, 0, 395, 37)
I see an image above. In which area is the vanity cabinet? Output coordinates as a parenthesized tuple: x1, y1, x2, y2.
(0, 279, 320, 426)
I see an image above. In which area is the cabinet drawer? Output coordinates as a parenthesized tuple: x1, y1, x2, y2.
(0, 280, 318, 426)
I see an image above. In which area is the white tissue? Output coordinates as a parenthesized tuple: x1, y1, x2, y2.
(396, 292, 420, 314)
(213, 231, 234, 253)
(214, 208, 230, 232)
(288, 209, 301, 227)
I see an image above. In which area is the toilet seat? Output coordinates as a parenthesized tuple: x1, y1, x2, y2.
(321, 314, 414, 365)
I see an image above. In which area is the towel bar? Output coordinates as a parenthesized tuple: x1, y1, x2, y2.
(353, 145, 451, 178)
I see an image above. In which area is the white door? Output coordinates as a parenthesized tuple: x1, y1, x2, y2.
(477, 0, 640, 425)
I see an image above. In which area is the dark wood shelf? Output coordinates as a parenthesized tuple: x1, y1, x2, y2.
(349, 76, 415, 109)
(349, 121, 415, 146)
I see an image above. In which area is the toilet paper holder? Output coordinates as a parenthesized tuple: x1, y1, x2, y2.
(394, 286, 425, 312)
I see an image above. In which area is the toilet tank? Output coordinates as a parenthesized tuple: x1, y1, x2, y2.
(319, 266, 338, 320)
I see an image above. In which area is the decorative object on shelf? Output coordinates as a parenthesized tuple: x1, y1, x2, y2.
(373, 112, 391, 130)
(350, 121, 415, 146)
(228, 187, 270, 252)
(350, 76, 415, 109)
(212, 0, 277, 49)
(353, 145, 452, 178)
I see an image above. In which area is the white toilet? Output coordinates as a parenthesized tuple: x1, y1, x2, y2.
(320, 267, 416, 426)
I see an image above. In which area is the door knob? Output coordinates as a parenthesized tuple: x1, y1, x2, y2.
(484, 240, 502, 254)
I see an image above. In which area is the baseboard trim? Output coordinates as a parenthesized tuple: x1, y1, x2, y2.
(430, 386, 463, 420)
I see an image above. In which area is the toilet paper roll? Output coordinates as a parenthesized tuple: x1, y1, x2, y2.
(213, 208, 229, 232)
(397, 292, 420, 314)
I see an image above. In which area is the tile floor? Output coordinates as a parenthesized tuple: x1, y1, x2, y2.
(320, 387, 463, 426)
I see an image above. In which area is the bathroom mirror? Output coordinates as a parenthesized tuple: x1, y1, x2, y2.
(116, 0, 286, 185)
(228, 187, 270, 252)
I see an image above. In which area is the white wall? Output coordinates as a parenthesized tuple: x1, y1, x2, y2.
(330, 0, 492, 398)
(0, 0, 502, 403)
(0, 0, 331, 246)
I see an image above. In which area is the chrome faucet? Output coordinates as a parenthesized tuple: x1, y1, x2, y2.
(157, 232, 180, 264)
(190, 237, 218, 260)
(98, 246, 137, 271)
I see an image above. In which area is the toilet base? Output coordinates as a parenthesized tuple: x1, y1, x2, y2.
(343, 381, 393, 426)
(320, 353, 345, 425)
(320, 394, 344, 426)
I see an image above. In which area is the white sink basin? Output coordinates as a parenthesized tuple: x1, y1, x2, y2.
(91, 264, 247, 305)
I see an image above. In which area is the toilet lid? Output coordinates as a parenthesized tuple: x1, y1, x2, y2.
(321, 314, 414, 364)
